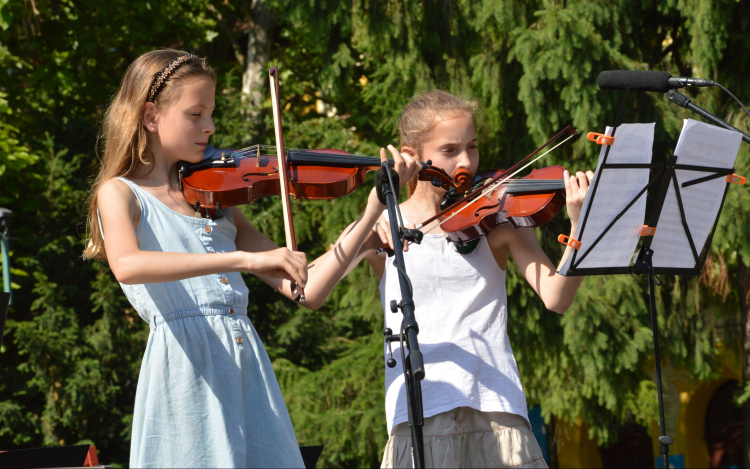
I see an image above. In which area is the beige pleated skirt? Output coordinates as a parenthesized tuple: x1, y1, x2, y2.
(381, 407, 548, 468)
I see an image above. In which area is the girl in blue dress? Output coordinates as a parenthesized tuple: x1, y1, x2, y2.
(83, 49, 421, 468)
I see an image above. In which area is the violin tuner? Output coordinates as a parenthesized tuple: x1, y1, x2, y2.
(426, 160, 432, 165)
(431, 177, 443, 188)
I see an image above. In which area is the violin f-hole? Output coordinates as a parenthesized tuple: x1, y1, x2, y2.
(475, 202, 503, 217)
(242, 170, 278, 181)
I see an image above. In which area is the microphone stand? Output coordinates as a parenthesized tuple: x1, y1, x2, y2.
(666, 90, 750, 144)
(379, 161, 426, 469)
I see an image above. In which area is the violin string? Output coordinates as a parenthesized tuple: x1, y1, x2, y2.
(417, 133, 577, 234)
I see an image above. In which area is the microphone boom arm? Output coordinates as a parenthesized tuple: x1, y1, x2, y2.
(666, 90, 750, 144)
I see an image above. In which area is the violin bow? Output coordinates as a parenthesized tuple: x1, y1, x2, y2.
(417, 126, 578, 234)
(269, 65, 305, 304)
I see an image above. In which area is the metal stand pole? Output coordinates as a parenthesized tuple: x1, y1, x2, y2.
(636, 248, 674, 468)
(380, 162, 425, 469)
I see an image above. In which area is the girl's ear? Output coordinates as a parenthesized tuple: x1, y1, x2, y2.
(142, 102, 157, 132)
(401, 145, 418, 159)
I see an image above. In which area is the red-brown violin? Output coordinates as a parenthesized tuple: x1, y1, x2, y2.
(178, 144, 472, 210)
(433, 166, 566, 245)
(415, 126, 578, 247)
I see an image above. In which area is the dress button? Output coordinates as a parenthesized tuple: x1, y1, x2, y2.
(221, 277, 228, 284)
(236, 337, 243, 344)
(205, 226, 211, 233)
(228, 308, 234, 314)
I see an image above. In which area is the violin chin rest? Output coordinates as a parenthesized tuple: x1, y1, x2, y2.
(203, 144, 216, 159)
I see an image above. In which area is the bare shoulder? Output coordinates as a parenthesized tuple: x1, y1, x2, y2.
(98, 178, 140, 223)
(98, 178, 134, 202)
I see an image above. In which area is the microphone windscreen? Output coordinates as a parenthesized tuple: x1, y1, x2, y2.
(598, 70, 673, 92)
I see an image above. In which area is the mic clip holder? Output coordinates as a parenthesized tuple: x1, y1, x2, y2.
(402, 227, 424, 245)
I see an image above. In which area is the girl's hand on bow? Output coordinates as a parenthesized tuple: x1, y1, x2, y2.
(563, 169, 595, 228)
(244, 247, 308, 288)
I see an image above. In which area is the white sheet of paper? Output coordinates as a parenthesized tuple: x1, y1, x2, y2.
(650, 119, 742, 269)
(559, 123, 654, 275)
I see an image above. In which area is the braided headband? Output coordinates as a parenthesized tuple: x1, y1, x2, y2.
(147, 54, 198, 102)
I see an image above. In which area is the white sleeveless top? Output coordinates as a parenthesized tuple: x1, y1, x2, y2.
(379, 213, 528, 433)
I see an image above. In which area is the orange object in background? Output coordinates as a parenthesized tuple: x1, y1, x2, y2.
(83, 446, 100, 466)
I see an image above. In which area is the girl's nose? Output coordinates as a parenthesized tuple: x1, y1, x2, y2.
(455, 149, 471, 169)
(204, 117, 216, 135)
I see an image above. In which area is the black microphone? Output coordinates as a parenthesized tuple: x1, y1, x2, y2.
(598, 70, 714, 93)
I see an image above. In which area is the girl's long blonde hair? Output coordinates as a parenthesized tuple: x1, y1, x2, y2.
(83, 49, 216, 261)
(397, 90, 480, 197)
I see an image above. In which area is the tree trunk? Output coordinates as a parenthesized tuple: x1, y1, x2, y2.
(242, 0, 274, 126)
(739, 254, 750, 469)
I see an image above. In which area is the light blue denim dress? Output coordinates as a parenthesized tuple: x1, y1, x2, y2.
(108, 178, 304, 469)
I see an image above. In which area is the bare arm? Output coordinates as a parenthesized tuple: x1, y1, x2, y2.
(489, 169, 594, 313)
(232, 188, 384, 307)
(236, 145, 420, 309)
(99, 179, 307, 287)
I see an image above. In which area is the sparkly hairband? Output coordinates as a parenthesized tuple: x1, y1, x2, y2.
(147, 54, 197, 102)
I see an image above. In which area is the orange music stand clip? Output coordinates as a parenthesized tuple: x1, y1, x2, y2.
(558, 234, 582, 250)
(727, 174, 746, 185)
(641, 226, 656, 236)
(587, 132, 615, 145)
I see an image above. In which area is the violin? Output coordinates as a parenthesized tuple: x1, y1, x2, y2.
(436, 165, 566, 245)
(179, 144, 472, 210)
(413, 126, 578, 248)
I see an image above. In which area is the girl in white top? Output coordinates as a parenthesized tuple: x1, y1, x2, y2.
(333, 90, 594, 468)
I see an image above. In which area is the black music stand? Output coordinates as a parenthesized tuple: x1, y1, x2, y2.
(559, 90, 744, 469)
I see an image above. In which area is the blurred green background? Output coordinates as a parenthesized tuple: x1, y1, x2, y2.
(0, 0, 748, 467)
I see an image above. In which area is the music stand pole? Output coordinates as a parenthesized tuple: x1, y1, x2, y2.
(634, 248, 674, 468)
(379, 162, 426, 469)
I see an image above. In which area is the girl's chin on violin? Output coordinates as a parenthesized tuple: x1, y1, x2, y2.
(184, 143, 209, 162)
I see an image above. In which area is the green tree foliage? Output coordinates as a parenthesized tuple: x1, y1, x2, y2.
(0, 0, 747, 467)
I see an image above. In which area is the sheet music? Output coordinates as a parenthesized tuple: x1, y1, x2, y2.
(651, 119, 742, 269)
(559, 123, 654, 274)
